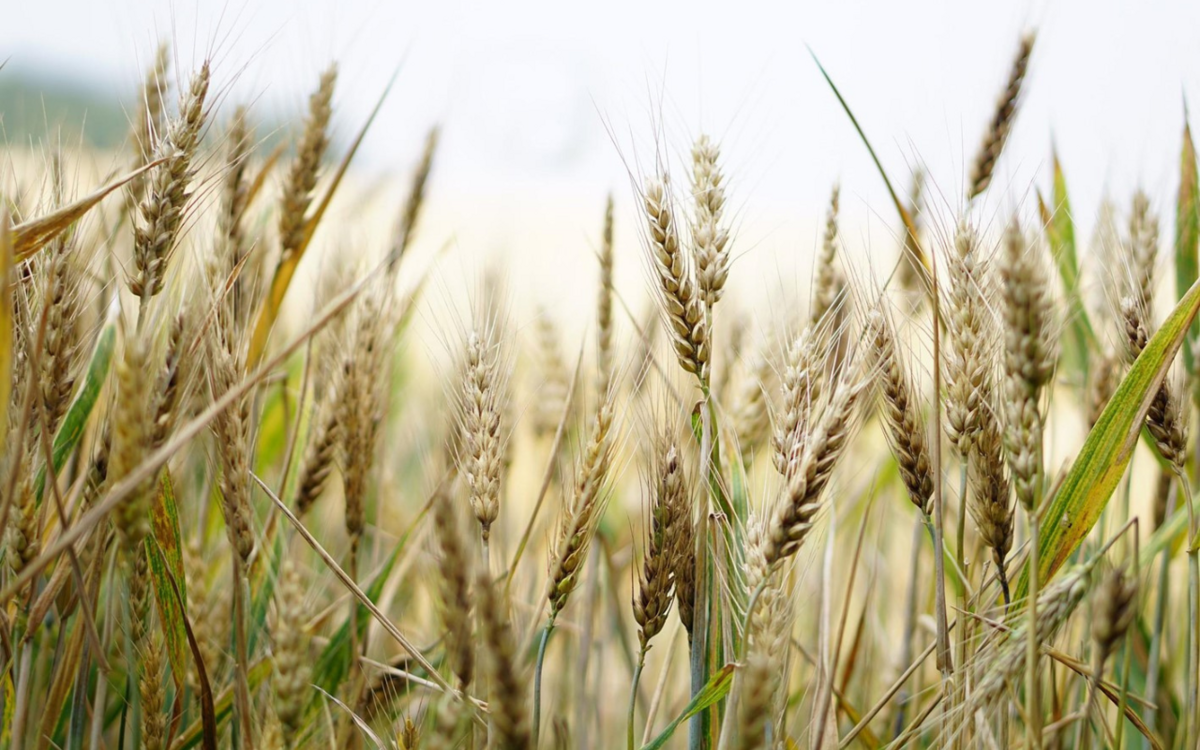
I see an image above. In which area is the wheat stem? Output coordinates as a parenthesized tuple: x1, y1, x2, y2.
(627, 651, 646, 750)
(532, 618, 555, 748)
(1026, 508, 1042, 749)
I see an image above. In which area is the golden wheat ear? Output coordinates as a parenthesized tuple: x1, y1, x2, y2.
(766, 342, 868, 568)
(431, 480, 474, 691)
(969, 32, 1035, 199)
(273, 559, 313, 737)
(643, 175, 708, 384)
(130, 60, 211, 303)
(866, 303, 933, 516)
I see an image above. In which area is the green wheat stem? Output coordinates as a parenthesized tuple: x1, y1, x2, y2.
(628, 651, 646, 750)
(533, 617, 556, 748)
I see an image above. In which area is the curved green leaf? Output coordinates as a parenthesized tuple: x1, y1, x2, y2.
(640, 663, 735, 750)
(1175, 115, 1199, 377)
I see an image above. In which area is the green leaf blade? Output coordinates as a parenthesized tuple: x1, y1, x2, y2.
(1039, 155, 1095, 382)
(1175, 116, 1200, 377)
(640, 663, 735, 750)
(35, 311, 116, 502)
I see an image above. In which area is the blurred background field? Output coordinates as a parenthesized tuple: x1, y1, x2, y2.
(6, 0, 1200, 337)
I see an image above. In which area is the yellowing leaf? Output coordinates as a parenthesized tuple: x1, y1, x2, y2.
(1016, 273, 1200, 600)
(11, 159, 161, 263)
(147, 471, 189, 692)
(246, 69, 399, 366)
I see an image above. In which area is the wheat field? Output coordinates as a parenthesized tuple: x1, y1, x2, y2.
(1, 26, 1199, 750)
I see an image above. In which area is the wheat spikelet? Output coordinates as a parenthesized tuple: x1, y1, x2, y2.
(972, 563, 1092, 712)
(128, 538, 164, 748)
(767, 347, 865, 567)
(477, 567, 531, 748)
(340, 286, 389, 562)
(37, 164, 84, 436)
(389, 125, 439, 271)
(898, 168, 927, 295)
(139, 628, 167, 750)
(644, 175, 708, 383)
(968, 404, 1014, 600)
(691, 135, 730, 309)
(634, 435, 686, 650)
(999, 220, 1056, 511)
(944, 222, 996, 456)
(183, 541, 221, 689)
(736, 515, 791, 749)
(213, 107, 254, 325)
(456, 315, 507, 544)
(278, 65, 336, 267)
(432, 482, 474, 689)
(129, 43, 170, 205)
(867, 305, 933, 515)
(295, 374, 340, 515)
(6, 479, 37, 573)
(530, 308, 570, 438)
(548, 392, 615, 617)
(811, 184, 843, 326)
(772, 327, 820, 477)
(273, 559, 312, 737)
(207, 325, 255, 563)
(1092, 564, 1136, 672)
(597, 193, 616, 393)
(399, 717, 420, 749)
(672, 461, 697, 641)
(1128, 190, 1158, 314)
(968, 33, 1034, 198)
(151, 310, 188, 451)
(130, 60, 211, 300)
(729, 346, 773, 466)
(1121, 295, 1188, 471)
(110, 331, 152, 556)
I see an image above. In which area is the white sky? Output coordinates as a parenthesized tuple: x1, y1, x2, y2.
(5, 0, 1200, 324)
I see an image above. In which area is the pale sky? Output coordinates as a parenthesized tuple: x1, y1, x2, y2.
(5, 0, 1200, 325)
